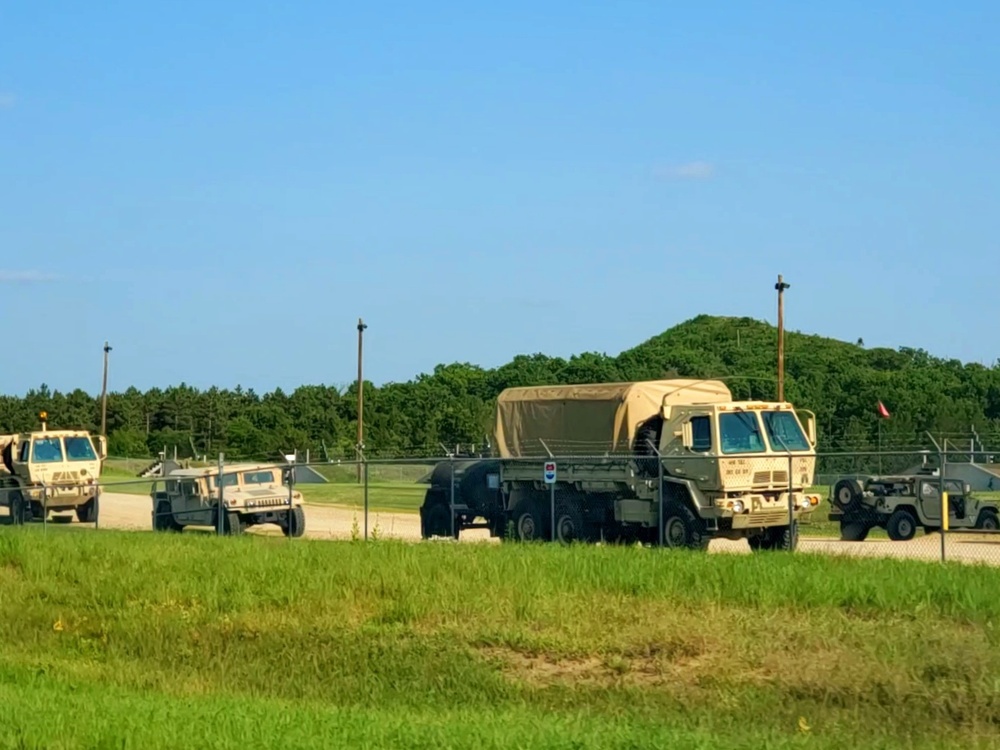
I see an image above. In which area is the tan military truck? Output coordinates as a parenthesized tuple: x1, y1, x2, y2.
(420, 378, 821, 550)
(0, 412, 106, 525)
(150, 462, 306, 536)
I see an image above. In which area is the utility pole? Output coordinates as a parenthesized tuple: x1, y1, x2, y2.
(100, 341, 112, 436)
(356, 318, 367, 483)
(775, 275, 790, 402)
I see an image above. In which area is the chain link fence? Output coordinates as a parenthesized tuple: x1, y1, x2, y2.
(4, 445, 1000, 566)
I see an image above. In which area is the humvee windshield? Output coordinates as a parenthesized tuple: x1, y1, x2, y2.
(209, 473, 239, 489)
(242, 470, 276, 484)
(761, 411, 810, 452)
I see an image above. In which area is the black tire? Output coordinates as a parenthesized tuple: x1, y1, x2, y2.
(30, 502, 47, 523)
(153, 500, 182, 532)
(553, 497, 585, 543)
(661, 499, 709, 550)
(840, 520, 870, 542)
(510, 497, 546, 542)
(284, 506, 306, 538)
(76, 496, 98, 524)
(886, 509, 917, 541)
(8, 491, 27, 526)
(832, 478, 864, 513)
(975, 508, 1000, 531)
(748, 522, 799, 551)
(220, 512, 244, 536)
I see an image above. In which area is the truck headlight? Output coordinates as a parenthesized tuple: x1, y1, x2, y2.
(732, 500, 744, 513)
(799, 497, 812, 510)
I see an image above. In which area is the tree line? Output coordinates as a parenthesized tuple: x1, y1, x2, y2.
(2, 315, 998, 462)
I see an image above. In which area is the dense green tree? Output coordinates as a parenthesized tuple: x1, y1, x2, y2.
(1, 315, 997, 462)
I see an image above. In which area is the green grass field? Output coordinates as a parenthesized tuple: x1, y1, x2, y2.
(1, 530, 999, 748)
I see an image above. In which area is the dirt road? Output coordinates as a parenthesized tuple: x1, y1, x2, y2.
(8, 491, 1000, 567)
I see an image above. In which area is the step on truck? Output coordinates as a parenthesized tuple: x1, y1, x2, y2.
(0, 412, 107, 524)
(419, 379, 821, 550)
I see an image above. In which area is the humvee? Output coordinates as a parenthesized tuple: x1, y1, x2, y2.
(151, 463, 306, 536)
(0, 412, 106, 525)
(829, 472, 1000, 541)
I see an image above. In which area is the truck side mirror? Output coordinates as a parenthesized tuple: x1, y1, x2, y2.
(96, 436, 107, 460)
(806, 416, 817, 447)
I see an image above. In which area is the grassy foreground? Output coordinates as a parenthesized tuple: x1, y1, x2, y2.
(1, 532, 1000, 748)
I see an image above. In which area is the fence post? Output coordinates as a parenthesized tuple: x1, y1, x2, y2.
(94, 480, 100, 530)
(647, 439, 664, 548)
(940, 441, 947, 563)
(449, 454, 456, 539)
(287, 454, 295, 539)
(363, 454, 369, 541)
(217, 452, 225, 535)
(788, 452, 795, 550)
(42, 484, 48, 533)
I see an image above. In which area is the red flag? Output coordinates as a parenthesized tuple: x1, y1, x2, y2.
(877, 401, 890, 419)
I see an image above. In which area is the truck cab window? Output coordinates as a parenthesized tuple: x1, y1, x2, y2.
(691, 416, 711, 452)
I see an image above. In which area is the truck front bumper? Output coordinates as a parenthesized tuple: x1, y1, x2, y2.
(717, 491, 822, 528)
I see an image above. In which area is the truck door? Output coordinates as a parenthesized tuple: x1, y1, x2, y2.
(917, 480, 942, 524)
(179, 479, 212, 526)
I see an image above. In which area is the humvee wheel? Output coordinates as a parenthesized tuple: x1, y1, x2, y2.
(76, 497, 98, 524)
(661, 500, 709, 551)
(886, 509, 917, 541)
(220, 512, 244, 536)
(283, 506, 306, 538)
(153, 500, 182, 532)
(832, 478, 864, 512)
(974, 508, 1000, 531)
(840, 520, 870, 542)
(8, 491, 27, 526)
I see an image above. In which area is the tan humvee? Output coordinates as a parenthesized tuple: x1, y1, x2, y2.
(0, 412, 106, 525)
(150, 462, 305, 536)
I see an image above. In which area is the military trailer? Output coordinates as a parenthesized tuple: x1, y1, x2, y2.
(151, 462, 306, 537)
(0, 412, 106, 525)
(830, 472, 1000, 541)
(419, 379, 821, 550)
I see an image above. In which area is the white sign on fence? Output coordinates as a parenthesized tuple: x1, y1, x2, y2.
(543, 461, 557, 484)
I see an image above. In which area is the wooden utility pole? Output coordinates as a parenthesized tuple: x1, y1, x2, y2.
(100, 341, 112, 436)
(356, 318, 367, 483)
(775, 275, 790, 402)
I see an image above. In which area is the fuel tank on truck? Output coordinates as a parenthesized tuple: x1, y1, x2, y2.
(427, 458, 503, 515)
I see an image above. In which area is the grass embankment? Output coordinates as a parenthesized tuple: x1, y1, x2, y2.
(1, 531, 1000, 748)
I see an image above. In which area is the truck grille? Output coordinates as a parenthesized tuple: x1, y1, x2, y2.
(752, 470, 789, 488)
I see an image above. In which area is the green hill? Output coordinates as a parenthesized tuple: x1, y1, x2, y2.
(2, 315, 998, 460)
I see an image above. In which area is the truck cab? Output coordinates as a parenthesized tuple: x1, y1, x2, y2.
(0, 413, 106, 524)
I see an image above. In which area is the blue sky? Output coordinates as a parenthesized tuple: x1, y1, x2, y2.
(1, 1, 998, 396)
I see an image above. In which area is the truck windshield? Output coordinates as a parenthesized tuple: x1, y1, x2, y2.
(64, 437, 97, 461)
(761, 411, 810, 452)
(32, 438, 64, 463)
(719, 412, 766, 454)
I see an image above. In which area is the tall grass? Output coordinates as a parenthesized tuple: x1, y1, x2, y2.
(2, 530, 999, 748)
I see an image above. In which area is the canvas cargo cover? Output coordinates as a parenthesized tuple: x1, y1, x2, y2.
(494, 379, 732, 458)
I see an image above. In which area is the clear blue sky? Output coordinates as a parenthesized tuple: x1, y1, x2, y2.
(2, 1, 997, 397)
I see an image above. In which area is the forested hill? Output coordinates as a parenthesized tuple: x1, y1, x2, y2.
(1, 314, 998, 460)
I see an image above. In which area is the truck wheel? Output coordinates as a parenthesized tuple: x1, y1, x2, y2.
(554, 498, 585, 543)
(76, 497, 98, 524)
(661, 500, 709, 550)
(284, 506, 306, 538)
(840, 520, 870, 542)
(886, 509, 917, 541)
(975, 508, 999, 531)
(510, 498, 546, 542)
(8, 491, 27, 526)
